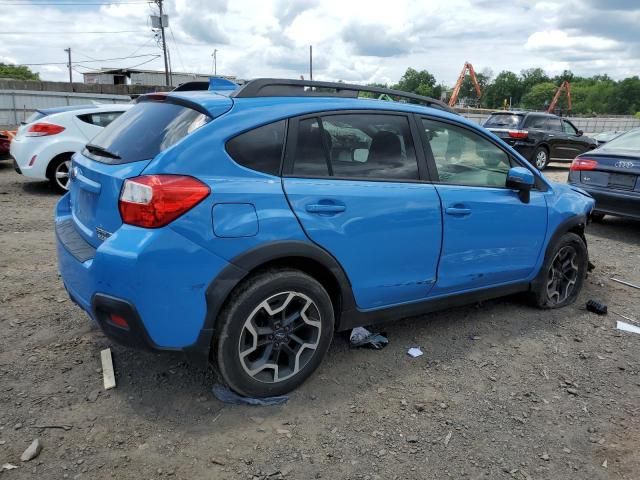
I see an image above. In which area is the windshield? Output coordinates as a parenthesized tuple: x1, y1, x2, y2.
(484, 114, 523, 128)
(598, 129, 640, 155)
(85, 101, 210, 164)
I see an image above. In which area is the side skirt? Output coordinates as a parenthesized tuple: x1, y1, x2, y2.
(337, 282, 530, 331)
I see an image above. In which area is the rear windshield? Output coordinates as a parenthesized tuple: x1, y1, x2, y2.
(85, 101, 210, 164)
(484, 114, 523, 128)
(598, 129, 640, 154)
(22, 111, 46, 125)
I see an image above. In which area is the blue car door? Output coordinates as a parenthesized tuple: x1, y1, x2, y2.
(417, 117, 548, 295)
(282, 111, 442, 310)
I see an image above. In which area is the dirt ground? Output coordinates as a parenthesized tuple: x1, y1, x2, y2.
(1, 161, 639, 480)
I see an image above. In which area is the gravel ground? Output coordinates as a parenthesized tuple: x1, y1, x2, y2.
(0, 161, 639, 480)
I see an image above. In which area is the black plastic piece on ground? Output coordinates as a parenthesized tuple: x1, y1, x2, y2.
(586, 299, 608, 315)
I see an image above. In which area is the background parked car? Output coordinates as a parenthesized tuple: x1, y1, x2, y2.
(593, 130, 623, 146)
(0, 132, 10, 159)
(568, 127, 640, 220)
(11, 104, 132, 192)
(484, 111, 597, 170)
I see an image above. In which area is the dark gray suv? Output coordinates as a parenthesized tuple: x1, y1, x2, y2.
(484, 111, 597, 170)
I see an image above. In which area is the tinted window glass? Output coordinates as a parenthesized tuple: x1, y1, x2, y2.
(546, 117, 562, 131)
(422, 118, 511, 187)
(78, 111, 124, 128)
(86, 101, 210, 164)
(562, 120, 577, 135)
(226, 120, 286, 175)
(292, 114, 419, 181)
(526, 116, 547, 129)
(484, 114, 523, 128)
(599, 128, 640, 153)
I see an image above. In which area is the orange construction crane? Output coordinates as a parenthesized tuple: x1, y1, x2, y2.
(448, 62, 482, 107)
(547, 81, 571, 113)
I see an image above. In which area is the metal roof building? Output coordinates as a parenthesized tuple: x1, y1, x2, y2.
(83, 68, 236, 87)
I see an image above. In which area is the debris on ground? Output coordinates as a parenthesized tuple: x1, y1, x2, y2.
(20, 438, 42, 462)
(610, 277, 640, 290)
(212, 383, 288, 406)
(617, 321, 640, 335)
(2, 464, 18, 471)
(100, 348, 116, 390)
(612, 310, 640, 325)
(349, 327, 389, 350)
(444, 431, 452, 447)
(407, 347, 423, 358)
(586, 299, 608, 315)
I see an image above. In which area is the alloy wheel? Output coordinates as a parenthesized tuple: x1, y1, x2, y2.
(535, 150, 547, 169)
(546, 246, 579, 305)
(238, 291, 322, 383)
(55, 160, 72, 191)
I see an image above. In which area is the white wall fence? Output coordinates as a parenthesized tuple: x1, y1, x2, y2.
(0, 90, 131, 128)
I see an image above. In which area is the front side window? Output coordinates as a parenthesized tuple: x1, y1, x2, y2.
(291, 113, 419, 181)
(226, 120, 286, 175)
(562, 120, 578, 135)
(421, 118, 511, 187)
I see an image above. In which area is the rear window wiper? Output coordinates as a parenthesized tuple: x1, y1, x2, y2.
(85, 143, 121, 160)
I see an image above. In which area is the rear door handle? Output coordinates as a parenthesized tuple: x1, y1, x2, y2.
(305, 203, 346, 214)
(445, 206, 471, 216)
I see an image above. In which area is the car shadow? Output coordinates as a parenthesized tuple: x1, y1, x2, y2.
(587, 216, 640, 246)
(21, 180, 60, 197)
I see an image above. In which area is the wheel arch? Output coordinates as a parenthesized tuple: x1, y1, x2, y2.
(184, 241, 356, 365)
(45, 151, 74, 179)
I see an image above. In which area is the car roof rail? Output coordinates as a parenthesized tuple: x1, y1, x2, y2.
(232, 78, 456, 113)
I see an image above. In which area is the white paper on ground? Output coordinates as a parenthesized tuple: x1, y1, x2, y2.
(407, 347, 423, 358)
(617, 321, 640, 335)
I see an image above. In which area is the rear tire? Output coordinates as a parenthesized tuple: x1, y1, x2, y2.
(214, 269, 334, 397)
(47, 154, 72, 193)
(531, 232, 588, 309)
(532, 146, 549, 170)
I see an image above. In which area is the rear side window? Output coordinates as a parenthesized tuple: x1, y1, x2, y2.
(291, 113, 419, 181)
(484, 114, 523, 128)
(77, 111, 124, 128)
(526, 116, 547, 129)
(85, 101, 210, 164)
(545, 117, 563, 131)
(226, 120, 286, 175)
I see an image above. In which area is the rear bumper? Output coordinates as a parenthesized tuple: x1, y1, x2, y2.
(570, 183, 640, 220)
(55, 194, 232, 363)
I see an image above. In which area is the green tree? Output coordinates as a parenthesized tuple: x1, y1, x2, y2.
(483, 70, 522, 109)
(520, 68, 549, 94)
(521, 82, 559, 110)
(394, 67, 440, 98)
(610, 76, 640, 115)
(0, 63, 39, 80)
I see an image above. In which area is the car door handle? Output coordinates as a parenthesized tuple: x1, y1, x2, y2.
(305, 203, 346, 214)
(445, 206, 471, 216)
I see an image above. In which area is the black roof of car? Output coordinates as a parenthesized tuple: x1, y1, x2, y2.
(489, 111, 558, 118)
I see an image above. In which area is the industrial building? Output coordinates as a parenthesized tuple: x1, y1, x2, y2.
(82, 68, 236, 87)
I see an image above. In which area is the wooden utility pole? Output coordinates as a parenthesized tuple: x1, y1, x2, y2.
(64, 48, 72, 85)
(155, 0, 170, 86)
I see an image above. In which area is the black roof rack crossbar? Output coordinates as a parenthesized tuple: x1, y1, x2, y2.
(232, 78, 456, 113)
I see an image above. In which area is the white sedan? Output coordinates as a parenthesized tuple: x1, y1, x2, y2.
(11, 103, 132, 192)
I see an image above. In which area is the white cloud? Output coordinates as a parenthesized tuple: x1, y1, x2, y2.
(1, 0, 639, 85)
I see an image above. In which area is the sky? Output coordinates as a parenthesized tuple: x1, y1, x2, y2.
(0, 0, 639, 85)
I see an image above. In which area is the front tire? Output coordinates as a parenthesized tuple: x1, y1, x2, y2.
(531, 232, 588, 309)
(532, 146, 549, 170)
(215, 269, 334, 397)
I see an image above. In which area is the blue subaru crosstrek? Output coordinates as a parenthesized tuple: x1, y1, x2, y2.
(56, 78, 595, 397)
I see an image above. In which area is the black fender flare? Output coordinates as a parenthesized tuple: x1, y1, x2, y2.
(530, 214, 588, 291)
(184, 240, 356, 364)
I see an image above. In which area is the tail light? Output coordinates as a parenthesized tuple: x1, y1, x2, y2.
(508, 130, 528, 139)
(119, 175, 210, 228)
(570, 158, 598, 171)
(25, 122, 65, 137)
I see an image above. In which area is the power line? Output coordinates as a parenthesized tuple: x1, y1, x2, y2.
(17, 53, 160, 66)
(0, 30, 147, 35)
(0, 2, 149, 5)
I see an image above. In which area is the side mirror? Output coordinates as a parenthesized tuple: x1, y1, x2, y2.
(506, 166, 535, 203)
(352, 148, 368, 163)
(576, 130, 583, 137)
